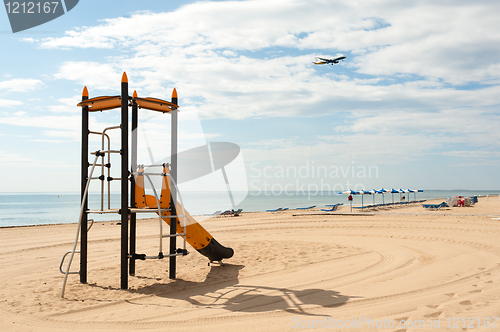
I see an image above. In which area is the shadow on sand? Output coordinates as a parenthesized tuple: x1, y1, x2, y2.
(133, 263, 352, 315)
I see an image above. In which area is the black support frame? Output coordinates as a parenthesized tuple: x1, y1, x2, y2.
(79, 75, 179, 290)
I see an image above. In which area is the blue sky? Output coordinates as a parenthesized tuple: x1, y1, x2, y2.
(1, 0, 500, 194)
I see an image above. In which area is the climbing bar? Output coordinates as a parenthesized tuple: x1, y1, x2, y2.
(91, 150, 121, 155)
(86, 209, 120, 214)
(162, 233, 186, 238)
(142, 253, 186, 259)
(129, 208, 172, 213)
(140, 164, 169, 168)
(131, 172, 167, 176)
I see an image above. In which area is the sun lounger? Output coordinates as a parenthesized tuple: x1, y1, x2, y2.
(296, 205, 316, 210)
(218, 209, 244, 217)
(422, 202, 449, 210)
(321, 203, 342, 212)
(266, 207, 283, 212)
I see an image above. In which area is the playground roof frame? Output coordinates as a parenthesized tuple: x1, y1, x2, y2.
(77, 95, 179, 113)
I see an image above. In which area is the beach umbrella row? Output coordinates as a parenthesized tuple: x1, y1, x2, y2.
(339, 189, 424, 207)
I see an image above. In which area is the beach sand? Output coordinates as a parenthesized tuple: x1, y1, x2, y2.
(1, 197, 500, 331)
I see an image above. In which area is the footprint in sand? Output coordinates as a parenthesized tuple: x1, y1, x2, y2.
(485, 280, 493, 283)
(424, 311, 442, 318)
(444, 293, 457, 298)
(469, 289, 482, 293)
(426, 304, 439, 309)
(459, 300, 472, 305)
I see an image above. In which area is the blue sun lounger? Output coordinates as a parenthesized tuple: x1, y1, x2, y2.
(352, 206, 369, 210)
(422, 202, 449, 210)
(321, 203, 343, 212)
(296, 205, 316, 210)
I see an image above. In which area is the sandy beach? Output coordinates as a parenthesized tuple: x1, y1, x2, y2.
(1, 197, 500, 331)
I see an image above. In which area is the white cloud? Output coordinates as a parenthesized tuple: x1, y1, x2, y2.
(22, 0, 500, 178)
(34, 0, 500, 86)
(0, 99, 23, 107)
(54, 62, 122, 91)
(0, 114, 80, 130)
(0, 78, 43, 92)
(31, 0, 499, 123)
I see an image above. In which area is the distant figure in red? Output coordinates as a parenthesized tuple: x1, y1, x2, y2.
(348, 194, 353, 201)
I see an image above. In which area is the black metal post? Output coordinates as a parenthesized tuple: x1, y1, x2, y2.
(129, 91, 138, 276)
(80, 86, 89, 284)
(169, 88, 178, 279)
(120, 72, 129, 289)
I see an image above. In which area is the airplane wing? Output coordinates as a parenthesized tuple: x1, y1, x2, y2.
(316, 57, 331, 62)
(314, 55, 346, 65)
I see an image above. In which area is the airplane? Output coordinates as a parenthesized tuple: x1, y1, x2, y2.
(313, 54, 346, 65)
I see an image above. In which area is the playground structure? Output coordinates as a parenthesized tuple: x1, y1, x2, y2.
(60, 72, 233, 297)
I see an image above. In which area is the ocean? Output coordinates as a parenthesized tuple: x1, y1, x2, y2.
(1, 190, 499, 228)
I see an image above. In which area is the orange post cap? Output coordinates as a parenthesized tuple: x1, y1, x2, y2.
(172, 88, 177, 99)
(121, 72, 128, 83)
(133, 90, 138, 98)
(82, 86, 88, 97)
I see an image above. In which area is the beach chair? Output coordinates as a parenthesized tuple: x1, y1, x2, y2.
(422, 202, 449, 210)
(296, 205, 316, 210)
(219, 210, 232, 216)
(232, 209, 243, 216)
(266, 207, 283, 212)
(321, 203, 342, 212)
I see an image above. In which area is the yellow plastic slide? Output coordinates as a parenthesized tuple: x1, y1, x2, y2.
(134, 166, 234, 262)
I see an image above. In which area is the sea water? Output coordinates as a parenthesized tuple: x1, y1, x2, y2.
(1, 190, 499, 228)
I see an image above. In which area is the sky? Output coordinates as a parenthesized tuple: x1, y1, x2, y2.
(1, 0, 500, 195)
